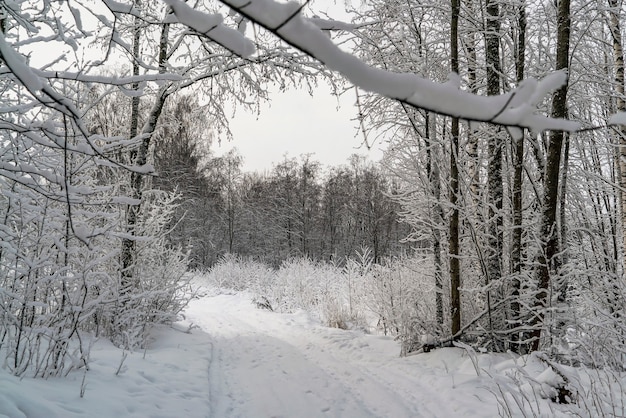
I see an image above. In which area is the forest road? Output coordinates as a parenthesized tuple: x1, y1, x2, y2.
(184, 294, 455, 418)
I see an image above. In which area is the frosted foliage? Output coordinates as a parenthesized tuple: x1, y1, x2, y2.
(198, 254, 445, 336)
(0, 112, 190, 375)
(199, 254, 275, 293)
(106, 191, 192, 349)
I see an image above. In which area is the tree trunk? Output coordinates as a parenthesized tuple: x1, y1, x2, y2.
(485, 0, 503, 349)
(424, 112, 444, 326)
(120, 2, 143, 296)
(450, 0, 462, 337)
(464, 0, 480, 199)
(608, 0, 626, 266)
(120, 8, 171, 301)
(606, 0, 626, 330)
(532, 0, 571, 352)
(510, 0, 526, 353)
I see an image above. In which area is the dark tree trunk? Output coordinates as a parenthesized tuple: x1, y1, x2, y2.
(532, 0, 571, 352)
(120, 10, 171, 303)
(120, 3, 143, 296)
(450, 0, 462, 337)
(510, 1, 526, 353)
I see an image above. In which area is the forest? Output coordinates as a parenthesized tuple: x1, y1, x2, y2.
(1, 0, 625, 404)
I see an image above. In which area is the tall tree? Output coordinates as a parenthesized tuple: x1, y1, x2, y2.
(485, 0, 504, 345)
(532, 0, 571, 351)
(608, 0, 626, 262)
(120, 0, 146, 301)
(450, 0, 462, 338)
(510, 0, 527, 353)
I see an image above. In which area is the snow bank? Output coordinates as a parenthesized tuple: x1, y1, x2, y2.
(0, 322, 212, 418)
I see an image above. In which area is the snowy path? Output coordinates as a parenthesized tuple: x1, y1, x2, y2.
(185, 293, 494, 418)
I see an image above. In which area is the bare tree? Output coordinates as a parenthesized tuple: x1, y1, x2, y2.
(450, 0, 462, 338)
(532, 0, 571, 351)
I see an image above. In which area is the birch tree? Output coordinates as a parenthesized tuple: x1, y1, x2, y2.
(608, 0, 626, 262)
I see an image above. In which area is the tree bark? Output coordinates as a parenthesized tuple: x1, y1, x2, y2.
(464, 0, 480, 199)
(120, 2, 143, 296)
(607, 0, 626, 318)
(121, 8, 171, 298)
(424, 112, 444, 326)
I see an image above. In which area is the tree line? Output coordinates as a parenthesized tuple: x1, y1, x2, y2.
(149, 96, 413, 268)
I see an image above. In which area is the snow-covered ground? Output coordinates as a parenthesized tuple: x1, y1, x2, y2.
(1, 288, 624, 418)
(185, 292, 498, 417)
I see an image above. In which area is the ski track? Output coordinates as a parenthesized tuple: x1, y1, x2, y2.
(185, 294, 462, 418)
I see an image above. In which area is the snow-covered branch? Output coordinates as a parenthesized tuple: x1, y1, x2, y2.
(164, 0, 581, 132)
(33, 70, 183, 85)
(162, 0, 255, 57)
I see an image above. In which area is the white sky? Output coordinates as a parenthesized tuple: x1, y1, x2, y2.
(216, 83, 385, 173)
(212, 0, 387, 174)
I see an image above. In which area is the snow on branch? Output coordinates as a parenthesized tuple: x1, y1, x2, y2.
(162, 0, 255, 57)
(164, 0, 581, 133)
(102, 0, 142, 17)
(0, 33, 162, 175)
(0, 32, 86, 122)
(308, 17, 359, 31)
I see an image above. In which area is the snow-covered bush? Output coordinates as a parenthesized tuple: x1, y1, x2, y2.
(198, 252, 450, 335)
(362, 255, 446, 354)
(269, 257, 369, 330)
(100, 191, 192, 350)
(200, 254, 275, 294)
(272, 258, 334, 313)
(197, 255, 372, 331)
(0, 180, 193, 375)
(491, 353, 626, 417)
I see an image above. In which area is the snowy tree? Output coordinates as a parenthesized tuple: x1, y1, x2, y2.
(3, 0, 626, 380)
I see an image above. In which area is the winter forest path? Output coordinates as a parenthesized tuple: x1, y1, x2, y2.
(184, 293, 494, 418)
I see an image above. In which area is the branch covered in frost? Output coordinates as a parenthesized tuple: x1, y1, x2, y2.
(33, 70, 183, 86)
(0, 33, 163, 175)
(164, 0, 581, 132)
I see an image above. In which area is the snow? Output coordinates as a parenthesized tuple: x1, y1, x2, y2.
(183, 292, 497, 417)
(1, 286, 624, 417)
(102, 0, 140, 16)
(0, 34, 44, 91)
(0, 326, 212, 417)
(163, 0, 255, 57)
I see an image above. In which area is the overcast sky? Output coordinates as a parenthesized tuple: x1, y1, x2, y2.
(215, 83, 385, 173)
(212, 1, 385, 174)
